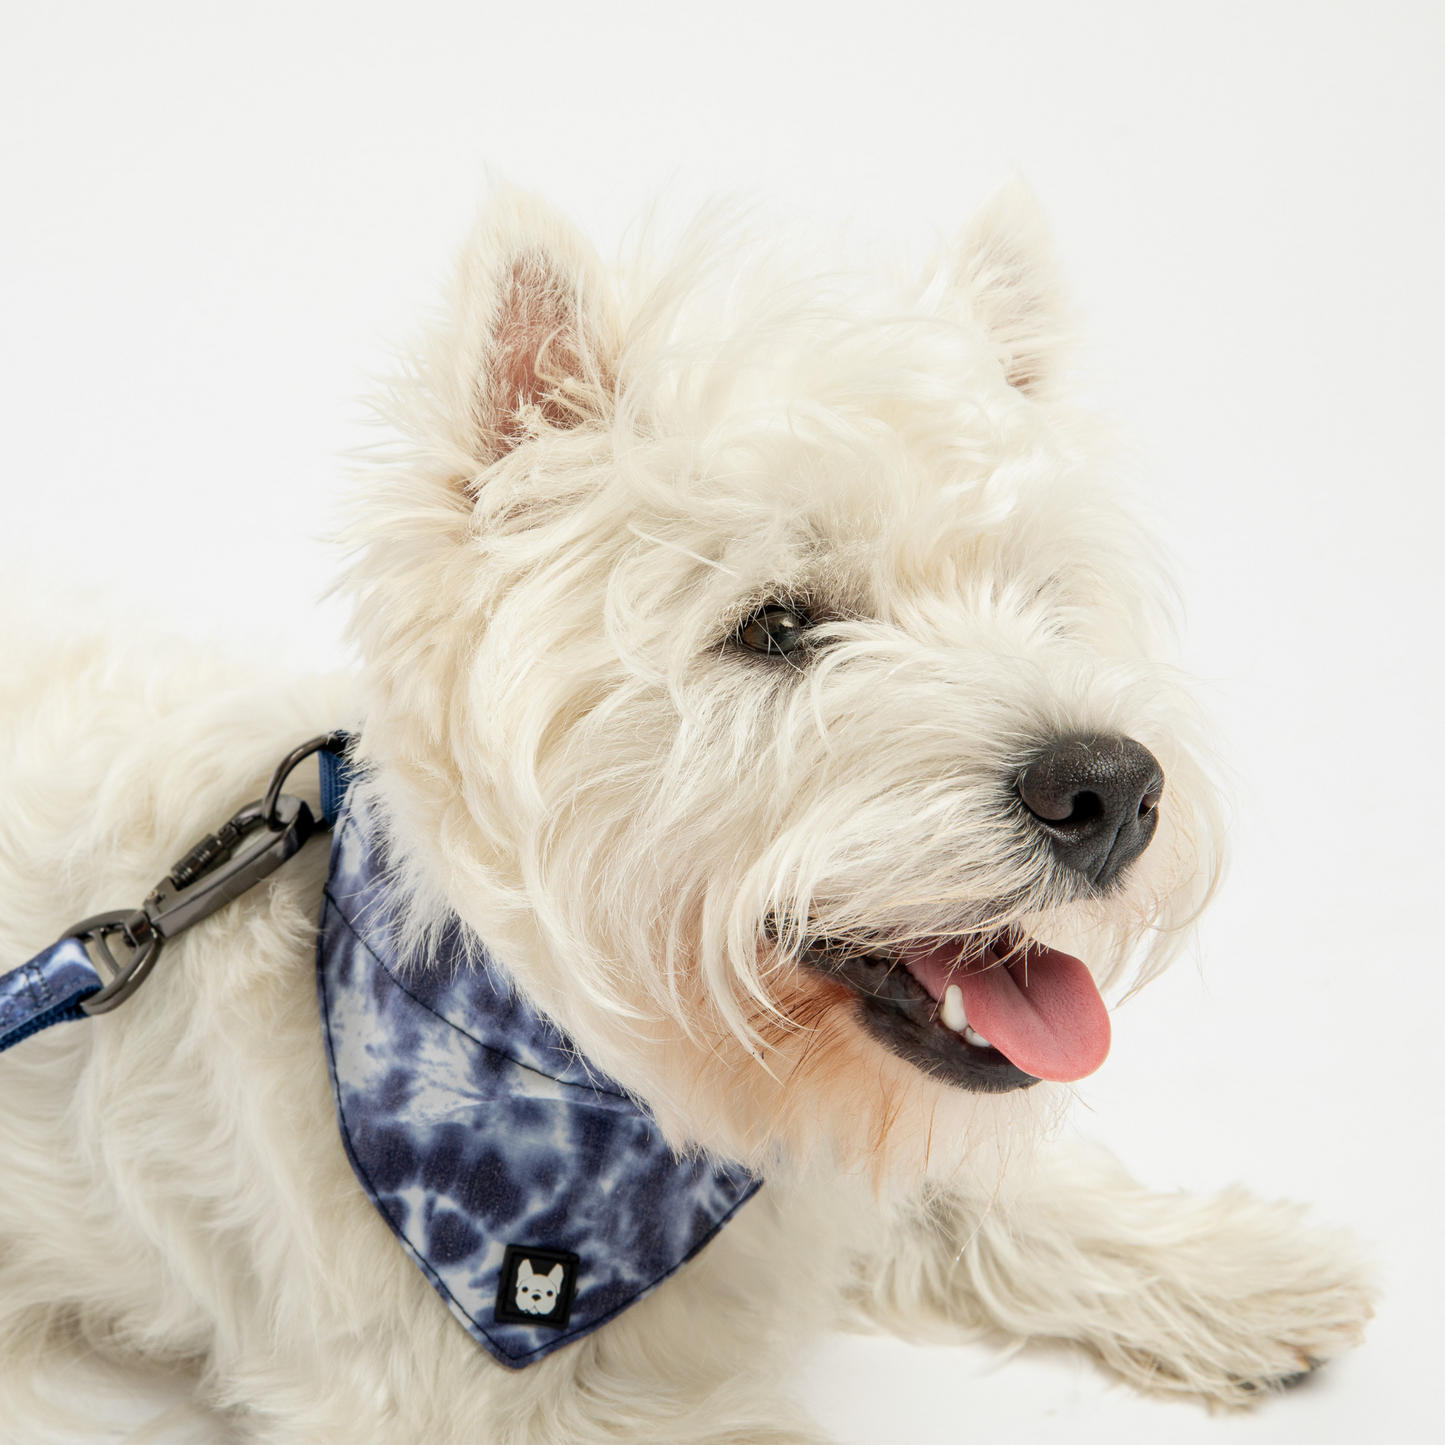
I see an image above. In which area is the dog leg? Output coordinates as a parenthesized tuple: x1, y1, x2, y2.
(851, 1145, 1373, 1405)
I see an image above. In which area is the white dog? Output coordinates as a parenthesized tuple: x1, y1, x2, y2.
(0, 184, 1372, 1443)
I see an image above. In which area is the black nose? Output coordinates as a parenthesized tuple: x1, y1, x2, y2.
(1016, 735, 1164, 887)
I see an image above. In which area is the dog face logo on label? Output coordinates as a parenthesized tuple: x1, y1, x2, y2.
(494, 1244, 580, 1330)
(514, 1259, 564, 1315)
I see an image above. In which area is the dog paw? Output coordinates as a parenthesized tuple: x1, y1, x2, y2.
(928, 1156, 1378, 1410)
(1092, 1217, 1376, 1407)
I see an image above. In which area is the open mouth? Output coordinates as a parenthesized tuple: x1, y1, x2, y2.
(803, 934, 1112, 1095)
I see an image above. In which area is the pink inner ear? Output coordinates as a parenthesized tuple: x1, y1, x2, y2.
(489, 257, 587, 450)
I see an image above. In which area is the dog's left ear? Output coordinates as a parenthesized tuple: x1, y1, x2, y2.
(945, 179, 1073, 399)
(446, 189, 621, 473)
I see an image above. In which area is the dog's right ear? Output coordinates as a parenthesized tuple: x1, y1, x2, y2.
(944, 179, 1074, 399)
(441, 190, 620, 476)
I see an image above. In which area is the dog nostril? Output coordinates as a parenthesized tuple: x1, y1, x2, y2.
(1017, 778, 1106, 828)
(1052, 790, 1105, 830)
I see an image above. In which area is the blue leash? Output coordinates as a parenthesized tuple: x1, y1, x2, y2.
(0, 734, 353, 1054)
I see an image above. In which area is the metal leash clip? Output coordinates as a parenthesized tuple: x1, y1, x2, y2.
(69, 732, 349, 1015)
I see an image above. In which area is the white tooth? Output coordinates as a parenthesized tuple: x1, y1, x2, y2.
(963, 1026, 992, 1050)
(940, 984, 968, 1033)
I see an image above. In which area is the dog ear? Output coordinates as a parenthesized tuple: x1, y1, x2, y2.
(544, 1263, 565, 1288)
(516, 1259, 534, 1283)
(448, 190, 620, 468)
(948, 179, 1073, 398)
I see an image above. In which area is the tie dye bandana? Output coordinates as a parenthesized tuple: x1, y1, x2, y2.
(317, 788, 762, 1370)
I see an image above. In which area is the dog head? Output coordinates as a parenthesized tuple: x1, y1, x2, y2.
(513, 1260, 564, 1316)
(343, 185, 1222, 1185)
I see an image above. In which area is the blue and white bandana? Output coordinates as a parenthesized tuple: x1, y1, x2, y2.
(317, 788, 762, 1370)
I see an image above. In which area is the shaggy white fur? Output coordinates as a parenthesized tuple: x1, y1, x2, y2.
(0, 184, 1372, 1443)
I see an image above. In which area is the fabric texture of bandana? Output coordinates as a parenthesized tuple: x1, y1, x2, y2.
(317, 787, 762, 1370)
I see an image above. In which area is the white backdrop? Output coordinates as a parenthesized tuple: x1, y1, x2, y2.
(3, 3, 1442, 1441)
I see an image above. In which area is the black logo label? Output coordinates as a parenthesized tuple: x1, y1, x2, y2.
(494, 1244, 580, 1330)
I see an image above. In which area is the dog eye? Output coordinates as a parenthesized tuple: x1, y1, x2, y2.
(737, 604, 809, 656)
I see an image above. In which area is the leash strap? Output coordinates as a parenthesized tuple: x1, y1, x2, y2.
(0, 732, 353, 1056)
(0, 938, 103, 1050)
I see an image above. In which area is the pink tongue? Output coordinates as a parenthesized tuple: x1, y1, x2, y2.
(903, 940, 1111, 1082)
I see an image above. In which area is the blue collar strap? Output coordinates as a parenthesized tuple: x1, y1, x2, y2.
(317, 785, 762, 1369)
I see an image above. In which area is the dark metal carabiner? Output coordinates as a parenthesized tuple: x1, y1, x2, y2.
(74, 732, 349, 1016)
(141, 794, 317, 941)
